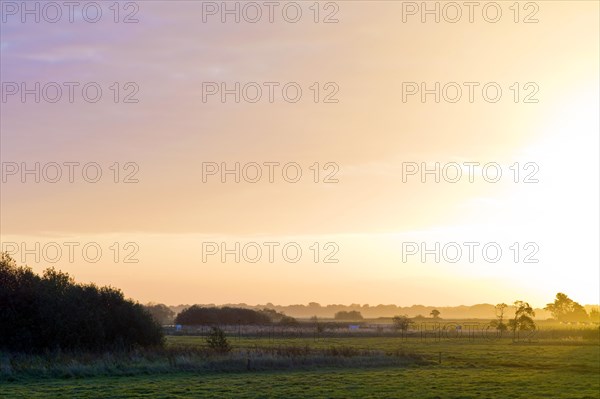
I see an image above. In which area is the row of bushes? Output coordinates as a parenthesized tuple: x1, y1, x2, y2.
(175, 306, 273, 326)
(0, 254, 163, 353)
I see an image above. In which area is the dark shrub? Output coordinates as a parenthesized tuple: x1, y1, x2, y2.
(334, 310, 364, 320)
(206, 327, 231, 353)
(175, 306, 272, 326)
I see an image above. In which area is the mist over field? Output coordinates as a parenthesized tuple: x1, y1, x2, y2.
(165, 302, 596, 320)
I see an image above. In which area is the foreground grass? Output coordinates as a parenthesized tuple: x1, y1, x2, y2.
(2, 363, 598, 399)
(2, 338, 598, 398)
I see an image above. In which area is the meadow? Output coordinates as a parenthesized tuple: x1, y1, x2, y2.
(2, 332, 598, 398)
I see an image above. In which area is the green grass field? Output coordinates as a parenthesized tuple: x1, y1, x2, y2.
(2, 335, 598, 398)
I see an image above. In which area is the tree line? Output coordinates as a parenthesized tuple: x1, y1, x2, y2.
(1, 252, 596, 354)
(166, 301, 599, 320)
(0, 254, 163, 353)
(150, 293, 597, 328)
(173, 305, 298, 326)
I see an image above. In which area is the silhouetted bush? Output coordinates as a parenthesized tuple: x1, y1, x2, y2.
(205, 327, 231, 353)
(0, 254, 163, 353)
(175, 306, 272, 326)
(334, 310, 364, 320)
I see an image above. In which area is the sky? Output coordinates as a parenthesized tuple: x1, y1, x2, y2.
(0, 1, 598, 307)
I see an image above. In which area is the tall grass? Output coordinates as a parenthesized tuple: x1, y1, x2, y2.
(0, 345, 429, 381)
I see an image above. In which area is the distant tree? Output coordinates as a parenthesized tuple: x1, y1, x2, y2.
(392, 315, 412, 332)
(490, 303, 509, 336)
(544, 293, 570, 320)
(564, 302, 589, 322)
(430, 309, 441, 319)
(334, 310, 363, 320)
(206, 327, 231, 353)
(590, 308, 600, 323)
(144, 303, 175, 325)
(508, 301, 536, 340)
(544, 293, 589, 322)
